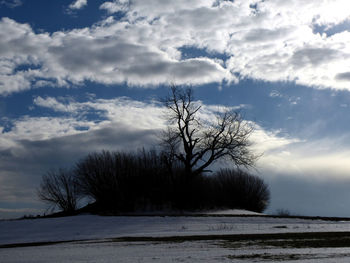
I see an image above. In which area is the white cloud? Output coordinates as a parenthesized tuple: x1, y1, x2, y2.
(269, 90, 282, 98)
(33, 96, 78, 113)
(3, 95, 296, 158)
(257, 134, 350, 181)
(250, 127, 300, 154)
(3, 0, 350, 93)
(68, 0, 87, 10)
(99, 0, 213, 18)
(0, 16, 233, 95)
(99, 0, 129, 14)
(7, 116, 96, 142)
(32, 96, 165, 131)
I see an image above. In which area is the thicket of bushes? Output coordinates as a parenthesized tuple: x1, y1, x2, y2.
(38, 150, 270, 214)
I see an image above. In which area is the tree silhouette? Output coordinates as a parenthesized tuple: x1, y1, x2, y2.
(37, 169, 79, 213)
(162, 85, 256, 177)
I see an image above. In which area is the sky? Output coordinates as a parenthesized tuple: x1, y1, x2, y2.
(1, 0, 350, 219)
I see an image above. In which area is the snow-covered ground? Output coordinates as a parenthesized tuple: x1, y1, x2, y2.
(1, 213, 350, 245)
(3, 240, 350, 263)
(1, 212, 350, 262)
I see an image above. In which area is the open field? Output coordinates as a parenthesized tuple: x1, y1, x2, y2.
(2, 214, 350, 262)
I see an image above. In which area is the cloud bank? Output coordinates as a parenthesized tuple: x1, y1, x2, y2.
(2, 0, 350, 95)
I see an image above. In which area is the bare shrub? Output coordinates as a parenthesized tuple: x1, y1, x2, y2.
(38, 150, 270, 214)
(209, 169, 270, 213)
(74, 150, 175, 212)
(37, 169, 79, 213)
(276, 208, 291, 216)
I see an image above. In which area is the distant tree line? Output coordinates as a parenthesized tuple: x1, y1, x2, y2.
(37, 86, 270, 215)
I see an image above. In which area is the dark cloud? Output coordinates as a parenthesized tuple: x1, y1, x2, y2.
(290, 47, 342, 67)
(1, 0, 22, 8)
(244, 27, 293, 42)
(335, 72, 350, 81)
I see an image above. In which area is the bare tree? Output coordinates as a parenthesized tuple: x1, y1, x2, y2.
(162, 85, 256, 177)
(37, 169, 79, 213)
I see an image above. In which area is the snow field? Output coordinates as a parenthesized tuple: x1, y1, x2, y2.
(1, 214, 350, 245)
(2, 214, 350, 262)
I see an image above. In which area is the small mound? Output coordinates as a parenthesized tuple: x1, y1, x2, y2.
(200, 209, 264, 216)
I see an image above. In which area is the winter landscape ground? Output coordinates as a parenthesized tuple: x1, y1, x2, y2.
(2, 211, 350, 262)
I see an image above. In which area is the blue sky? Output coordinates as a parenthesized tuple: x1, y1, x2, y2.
(2, 0, 350, 218)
